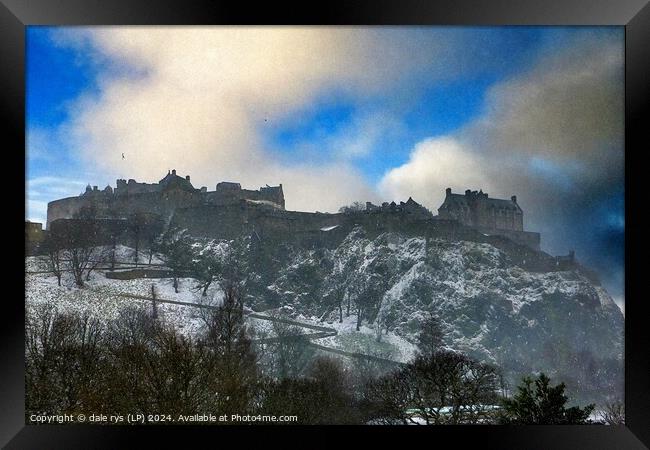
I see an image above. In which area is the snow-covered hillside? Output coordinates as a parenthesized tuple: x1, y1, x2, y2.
(246, 227, 624, 402)
(25, 226, 624, 403)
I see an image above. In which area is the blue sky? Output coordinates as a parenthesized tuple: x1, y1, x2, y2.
(26, 26, 567, 191)
(25, 26, 624, 307)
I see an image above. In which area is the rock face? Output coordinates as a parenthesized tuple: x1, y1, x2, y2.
(238, 227, 623, 403)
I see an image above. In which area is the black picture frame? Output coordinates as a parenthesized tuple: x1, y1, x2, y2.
(3, 0, 649, 448)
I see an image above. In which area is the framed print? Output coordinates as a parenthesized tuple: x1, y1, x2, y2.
(3, 0, 649, 448)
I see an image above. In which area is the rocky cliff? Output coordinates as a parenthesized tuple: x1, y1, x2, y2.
(209, 226, 624, 403)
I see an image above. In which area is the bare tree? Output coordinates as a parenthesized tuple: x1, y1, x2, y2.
(144, 216, 164, 265)
(265, 315, 314, 379)
(104, 306, 212, 416)
(350, 344, 396, 395)
(54, 219, 109, 287)
(336, 289, 344, 323)
(258, 356, 361, 424)
(84, 245, 112, 282)
(140, 325, 212, 416)
(109, 232, 117, 272)
(322, 284, 345, 323)
(218, 237, 249, 292)
(25, 306, 105, 414)
(131, 222, 141, 267)
(128, 213, 159, 267)
(599, 399, 625, 425)
(364, 350, 500, 425)
(201, 283, 258, 415)
(38, 232, 64, 286)
(305, 356, 361, 423)
(65, 245, 100, 287)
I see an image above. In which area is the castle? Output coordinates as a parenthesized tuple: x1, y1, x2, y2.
(46, 169, 285, 228)
(436, 188, 539, 249)
(44, 170, 541, 251)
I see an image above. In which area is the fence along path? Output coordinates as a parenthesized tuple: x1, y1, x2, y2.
(117, 292, 403, 367)
(27, 256, 405, 367)
(26, 259, 167, 275)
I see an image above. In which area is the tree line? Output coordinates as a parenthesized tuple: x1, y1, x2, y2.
(26, 284, 608, 425)
(30, 219, 621, 425)
(37, 219, 240, 295)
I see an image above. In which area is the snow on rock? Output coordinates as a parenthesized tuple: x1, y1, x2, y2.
(26, 229, 624, 403)
(242, 229, 623, 402)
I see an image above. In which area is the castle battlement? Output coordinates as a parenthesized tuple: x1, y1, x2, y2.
(437, 187, 539, 250)
(438, 187, 523, 231)
(47, 170, 285, 228)
(45, 174, 540, 252)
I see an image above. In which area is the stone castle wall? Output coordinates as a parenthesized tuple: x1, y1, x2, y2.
(48, 192, 541, 252)
(439, 189, 524, 232)
(46, 173, 284, 230)
(474, 226, 541, 251)
(170, 202, 342, 241)
(47, 189, 202, 229)
(46, 175, 543, 255)
(204, 183, 285, 209)
(47, 197, 86, 228)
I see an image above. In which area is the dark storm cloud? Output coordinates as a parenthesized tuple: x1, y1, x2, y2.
(381, 29, 624, 305)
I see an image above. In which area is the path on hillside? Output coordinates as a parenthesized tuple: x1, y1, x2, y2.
(26, 260, 167, 275)
(117, 292, 404, 367)
(27, 260, 405, 367)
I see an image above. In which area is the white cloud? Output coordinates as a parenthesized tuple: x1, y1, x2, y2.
(49, 27, 476, 212)
(26, 177, 88, 224)
(28, 176, 87, 189)
(25, 199, 48, 225)
(273, 109, 405, 164)
(331, 111, 405, 161)
(379, 30, 624, 301)
(26, 127, 57, 163)
(380, 31, 623, 219)
(379, 137, 499, 210)
(29, 27, 624, 301)
(269, 163, 379, 213)
(469, 31, 624, 180)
